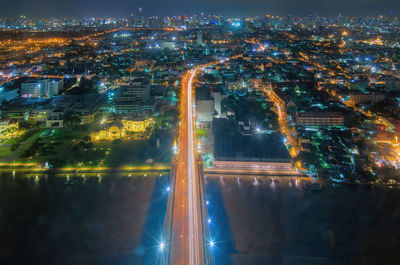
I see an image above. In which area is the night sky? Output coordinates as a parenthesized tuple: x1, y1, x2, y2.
(1, 0, 399, 18)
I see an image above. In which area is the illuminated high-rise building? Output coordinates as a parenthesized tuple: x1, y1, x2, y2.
(138, 8, 143, 26)
(129, 12, 135, 27)
(197, 31, 203, 44)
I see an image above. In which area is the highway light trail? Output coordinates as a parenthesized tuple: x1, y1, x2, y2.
(187, 69, 202, 265)
(169, 68, 205, 265)
(168, 56, 242, 265)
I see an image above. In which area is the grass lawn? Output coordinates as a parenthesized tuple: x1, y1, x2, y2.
(9, 126, 94, 167)
(1, 125, 175, 168)
(43, 126, 91, 142)
(0, 130, 44, 162)
(18, 131, 43, 151)
(36, 126, 93, 166)
(0, 145, 15, 161)
(103, 129, 174, 167)
(196, 128, 209, 137)
(103, 141, 149, 167)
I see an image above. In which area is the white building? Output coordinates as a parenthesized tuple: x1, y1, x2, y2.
(196, 86, 214, 124)
(197, 99, 213, 123)
(161, 42, 176, 50)
(211, 91, 227, 116)
(21, 79, 62, 98)
(117, 83, 150, 101)
(21, 80, 47, 98)
(48, 80, 63, 97)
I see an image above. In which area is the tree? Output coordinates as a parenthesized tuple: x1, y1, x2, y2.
(165, 108, 179, 125)
(113, 139, 122, 145)
(69, 77, 98, 95)
(202, 73, 218, 83)
(220, 97, 230, 114)
(19, 120, 30, 129)
(72, 140, 94, 156)
(64, 114, 82, 127)
(296, 151, 319, 167)
(344, 113, 361, 128)
(377, 167, 400, 180)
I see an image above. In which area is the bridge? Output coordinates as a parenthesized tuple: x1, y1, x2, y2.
(160, 56, 243, 265)
(160, 67, 212, 265)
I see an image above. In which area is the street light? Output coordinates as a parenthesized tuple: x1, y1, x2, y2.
(208, 240, 215, 248)
(159, 241, 166, 252)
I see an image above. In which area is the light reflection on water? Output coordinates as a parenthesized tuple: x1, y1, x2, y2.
(0, 171, 169, 265)
(206, 175, 400, 265)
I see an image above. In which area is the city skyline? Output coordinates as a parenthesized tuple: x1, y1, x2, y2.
(1, 0, 400, 18)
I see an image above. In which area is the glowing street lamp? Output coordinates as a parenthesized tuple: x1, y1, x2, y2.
(159, 241, 166, 252)
(208, 240, 215, 248)
(173, 139, 178, 154)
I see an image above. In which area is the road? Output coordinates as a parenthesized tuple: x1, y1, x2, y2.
(167, 56, 243, 265)
(169, 68, 205, 265)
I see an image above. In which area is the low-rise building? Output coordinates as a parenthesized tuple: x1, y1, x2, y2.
(295, 112, 344, 127)
(91, 122, 124, 141)
(113, 80, 156, 114)
(212, 118, 294, 174)
(46, 111, 64, 128)
(27, 94, 104, 128)
(121, 117, 154, 132)
(116, 82, 150, 101)
(91, 116, 154, 141)
(349, 93, 385, 105)
(1, 98, 42, 120)
(21, 79, 62, 98)
(0, 89, 18, 105)
(114, 99, 156, 113)
(196, 86, 214, 124)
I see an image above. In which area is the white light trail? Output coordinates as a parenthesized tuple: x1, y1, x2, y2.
(187, 69, 202, 265)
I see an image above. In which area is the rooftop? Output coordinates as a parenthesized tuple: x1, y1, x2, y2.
(213, 118, 291, 162)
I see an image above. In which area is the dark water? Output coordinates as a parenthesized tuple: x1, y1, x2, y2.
(205, 178, 235, 265)
(206, 176, 400, 265)
(140, 175, 169, 265)
(0, 171, 169, 265)
(2, 172, 400, 265)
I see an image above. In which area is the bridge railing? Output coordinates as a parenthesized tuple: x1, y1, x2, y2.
(159, 158, 178, 265)
(197, 156, 215, 265)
